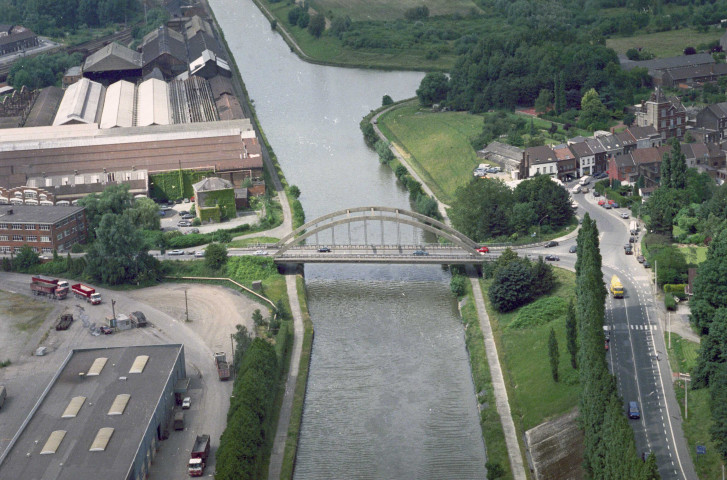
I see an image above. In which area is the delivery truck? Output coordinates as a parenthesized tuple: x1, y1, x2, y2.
(188, 435, 210, 477)
(610, 275, 624, 298)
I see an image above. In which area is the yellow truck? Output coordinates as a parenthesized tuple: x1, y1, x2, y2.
(610, 275, 624, 298)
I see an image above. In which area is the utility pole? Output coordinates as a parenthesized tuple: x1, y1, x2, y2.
(668, 311, 671, 349)
(184, 289, 189, 322)
(654, 260, 657, 296)
(111, 299, 116, 322)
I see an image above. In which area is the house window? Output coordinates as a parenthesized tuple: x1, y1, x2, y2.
(0, 246, 9, 253)
(0, 235, 7, 241)
(661, 120, 666, 128)
(24, 224, 36, 230)
(31, 247, 38, 253)
(11, 223, 22, 230)
(41, 236, 50, 243)
(26, 236, 37, 242)
(40, 225, 50, 231)
(42, 248, 52, 253)
(677, 117, 682, 125)
(12, 235, 23, 241)
(57, 233, 63, 241)
(63, 230, 69, 237)
(0, 223, 7, 229)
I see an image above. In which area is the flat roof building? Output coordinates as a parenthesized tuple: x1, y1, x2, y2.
(0, 204, 87, 254)
(0, 345, 186, 480)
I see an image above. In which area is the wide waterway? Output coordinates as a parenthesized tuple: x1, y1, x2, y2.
(209, 1, 488, 477)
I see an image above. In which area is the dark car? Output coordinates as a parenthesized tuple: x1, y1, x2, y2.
(612, 202, 619, 208)
(643, 260, 651, 268)
(637, 255, 645, 263)
(318, 246, 331, 253)
(628, 401, 640, 419)
(544, 254, 560, 261)
(629, 236, 637, 243)
(413, 250, 429, 256)
(544, 241, 559, 248)
(568, 245, 577, 253)
(604, 203, 612, 209)
(100, 326, 113, 335)
(593, 190, 601, 197)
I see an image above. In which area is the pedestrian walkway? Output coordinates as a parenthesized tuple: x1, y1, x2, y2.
(467, 267, 527, 480)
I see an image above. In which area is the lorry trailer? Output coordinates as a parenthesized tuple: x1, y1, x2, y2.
(188, 434, 210, 477)
(30, 276, 68, 300)
(71, 283, 101, 305)
(214, 352, 230, 381)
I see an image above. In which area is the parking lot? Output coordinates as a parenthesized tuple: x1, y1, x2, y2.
(0, 273, 264, 478)
(159, 202, 261, 235)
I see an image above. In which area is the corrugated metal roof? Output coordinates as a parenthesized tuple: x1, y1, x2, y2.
(107, 394, 131, 415)
(87, 357, 108, 376)
(89, 427, 114, 452)
(136, 79, 170, 127)
(62, 396, 87, 418)
(83, 43, 142, 72)
(129, 355, 149, 374)
(100, 80, 135, 129)
(53, 78, 105, 126)
(40, 430, 67, 455)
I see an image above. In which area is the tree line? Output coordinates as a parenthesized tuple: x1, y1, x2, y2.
(449, 175, 574, 243)
(575, 213, 660, 478)
(8, 52, 83, 91)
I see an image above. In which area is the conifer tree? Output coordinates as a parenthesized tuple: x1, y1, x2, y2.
(566, 299, 578, 369)
(549, 328, 559, 382)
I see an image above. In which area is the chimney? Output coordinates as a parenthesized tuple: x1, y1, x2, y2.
(7, 209, 12, 215)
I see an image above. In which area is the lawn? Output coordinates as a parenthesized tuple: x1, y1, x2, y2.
(606, 29, 722, 58)
(307, 0, 481, 21)
(228, 236, 280, 248)
(665, 333, 722, 479)
(378, 104, 484, 204)
(678, 245, 708, 265)
(481, 267, 581, 432)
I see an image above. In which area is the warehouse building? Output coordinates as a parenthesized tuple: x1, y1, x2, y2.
(0, 204, 87, 254)
(0, 345, 186, 480)
(53, 78, 106, 126)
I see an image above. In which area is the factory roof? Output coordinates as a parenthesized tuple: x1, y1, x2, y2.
(0, 205, 84, 224)
(136, 78, 171, 127)
(53, 78, 105, 126)
(0, 345, 184, 480)
(100, 80, 135, 129)
(83, 43, 142, 73)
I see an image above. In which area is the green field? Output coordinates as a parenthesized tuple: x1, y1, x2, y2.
(481, 268, 580, 432)
(679, 245, 708, 265)
(378, 104, 484, 204)
(308, 0, 482, 21)
(607, 29, 722, 58)
(228, 236, 280, 248)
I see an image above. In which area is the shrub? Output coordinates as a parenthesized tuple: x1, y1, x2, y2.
(205, 243, 228, 269)
(665, 295, 677, 311)
(450, 275, 467, 297)
(509, 297, 567, 329)
(488, 260, 533, 312)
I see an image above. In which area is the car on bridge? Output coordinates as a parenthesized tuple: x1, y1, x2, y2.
(254, 250, 268, 256)
(476, 246, 489, 254)
(413, 250, 429, 256)
(318, 247, 331, 253)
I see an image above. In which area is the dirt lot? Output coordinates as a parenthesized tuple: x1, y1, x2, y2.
(0, 273, 265, 478)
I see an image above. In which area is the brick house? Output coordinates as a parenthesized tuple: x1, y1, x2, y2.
(696, 102, 727, 141)
(631, 145, 670, 187)
(520, 145, 557, 179)
(0, 205, 87, 254)
(585, 137, 608, 174)
(635, 87, 687, 140)
(553, 144, 577, 181)
(608, 153, 637, 184)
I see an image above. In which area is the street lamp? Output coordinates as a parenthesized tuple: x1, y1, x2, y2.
(538, 214, 549, 238)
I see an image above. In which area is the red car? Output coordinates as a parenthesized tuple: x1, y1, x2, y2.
(477, 246, 489, 254)
(598, 199, 606, 206)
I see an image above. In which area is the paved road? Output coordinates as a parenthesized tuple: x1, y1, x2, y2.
(570, 187, 696, 480)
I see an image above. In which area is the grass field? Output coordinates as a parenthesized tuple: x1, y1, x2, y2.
(481, 267, 580, 432)
(228, 236, 280, 247)
(606, 29, 722, 58)
(679, 245, 708, 265)
(665, 333, 722, 479)
(378, 104, 484, 204)
(308, 0, 481, 21)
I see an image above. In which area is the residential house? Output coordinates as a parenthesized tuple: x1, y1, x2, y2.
(631, 145, 670, 187)
(595, 131, 627, 159)
(635, 87, 687, 140)
(625, 125, 661, 149)
(585, 137, 608, 174)
(681, 143, 710, 169)
(568, 141, 594, 177)
(553, 144, 577, 181)
(696, 102, 727, 140)
(520, 145, 557, 179)
(608, 153, 637, 184)
(616, 131, 637, 154)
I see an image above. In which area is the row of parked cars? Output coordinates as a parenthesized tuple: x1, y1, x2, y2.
(473, 164, 501, 177)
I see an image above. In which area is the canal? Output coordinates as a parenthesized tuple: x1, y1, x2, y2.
(208, 1, 488, 477)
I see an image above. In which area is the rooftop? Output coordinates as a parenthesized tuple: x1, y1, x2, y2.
(53, 78, 105, 126)
(193, 176, 234, 192)
(0, 205, 84, 224)
(24, 87, 64, 128)
(83, 43, 142, 73)
(620, 53, 715, 72)
(0, 345, 184, 480)
(524, 145, 557, 165)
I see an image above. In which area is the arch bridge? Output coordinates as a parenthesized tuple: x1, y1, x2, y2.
(273, 206, 484, 265)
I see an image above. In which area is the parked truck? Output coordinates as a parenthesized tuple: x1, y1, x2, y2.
(173, 411, 185, 430)
(71, 283, 101, 305)
(214, 352, 230, 381)
(188, 434, 210, 477)
(579, 175, 592, 186)
(30, 276, 69, 300)
(55, 313, 74, 331)
(610, 275, 624, 298)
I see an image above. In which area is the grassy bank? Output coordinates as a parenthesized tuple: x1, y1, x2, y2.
(480, 268, 580, 432)
(228, 236, 280, 247)
(459, 280, 512, 478)
(606, 28, 722, 58)
(665, 333, 722, 479)
(678, 245, 708, 265)
(280, 275, 315, 479)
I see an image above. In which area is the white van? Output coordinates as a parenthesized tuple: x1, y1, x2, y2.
(571, 185, 582, 194)
(579, 175, 591, 186)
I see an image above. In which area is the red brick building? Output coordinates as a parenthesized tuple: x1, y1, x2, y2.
(0, 205, 87, 255)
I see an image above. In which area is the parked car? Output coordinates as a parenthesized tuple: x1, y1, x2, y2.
(637, 255, 645, 263)
(183, 198, 190, 203)
(620, 212, 630, 219)
(182, 397, 191, 409)
(595, 172, 608, 179)
(612, 202, 619, 208)
(625, 246, 633, 255)
(189, 228, 200, 234)
(544, 241, 559, 248)
(318, 246, 331, 253)
(605, 340, 609, 351)
(544, 254, 560, 261)
(169, 250, 184, 255)
(413, 250, 429, 256)
(99, 326, 113, 335)
(643, 260, 651, 268)
(593, 191, 601, 197)
(477, 246, 489, 254)
(254, 250, 268, 256)
(194, 251, 204, 258)
(604, 203, 612, 209)
(598, 199, 606, 205)
(568, 245, 577, 253)
(629, 236, 636, 243)
(181, 213, 194, 219)
(177, 221, 192, 227)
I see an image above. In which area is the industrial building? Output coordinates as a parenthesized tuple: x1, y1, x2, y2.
(0, 204, 87, 254)
(0, 345, 187, 480)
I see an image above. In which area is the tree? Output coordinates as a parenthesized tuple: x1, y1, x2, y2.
(623, 112, 635, 126)
(691, 231, 727, 333)
(124, 197, 161, 231)
(488, 260, 533, 312)
(329, 15, 351, 38)
(556, 72, 566, 115)
(232, 324, 253, 368)
(416, 72, 449, 107)
(252, 309, 265, 327)
(77, 184, 133, 236)
(578, 88, 610, 130)
(670, 138, 687, 189)
(288, 185, 301, 199)
(651, 245, 687, 285)
(694, 309, 727, 387)
(553, 74, 562, 114)
(549, 328, 559, 382)
(382, 95, 394, 106)
(205, 243, 228, 270)
(661, 151, 672, 188)
(14, 245, 39, 271)
(307, 13, 325, 38)
(297, 11, 310, 28)
(531, 257, 555, 297)
(645, 187, 682, 237)
(566, 299, 578, 369)
(534, 89, 553, 114)
(710, 361, 727, 462)
(288, 7, 302, 25)
(450, 178, 514, 241)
